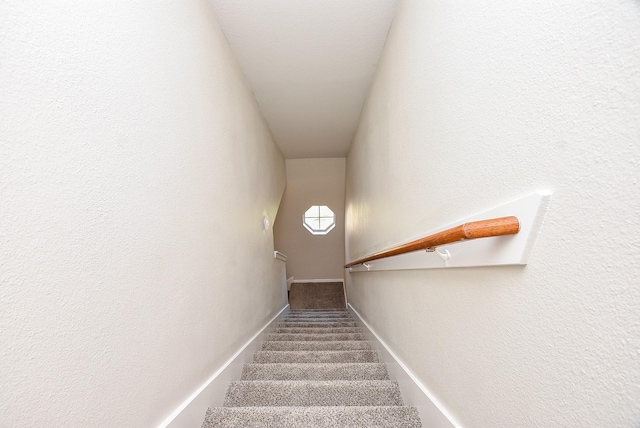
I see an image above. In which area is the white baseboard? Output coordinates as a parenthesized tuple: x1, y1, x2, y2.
(348, 304, 460, 428)
(158, 305, 290, 428)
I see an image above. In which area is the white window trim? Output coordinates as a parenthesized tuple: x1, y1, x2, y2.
(303, 205, 335, 235)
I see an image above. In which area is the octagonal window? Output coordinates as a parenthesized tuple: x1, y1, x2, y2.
(303, 205, 335, 235)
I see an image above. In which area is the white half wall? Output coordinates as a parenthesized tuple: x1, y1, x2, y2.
(274, 158, 346, 280)
(345, 0, 640, 426)
(0, 1, 286, 426)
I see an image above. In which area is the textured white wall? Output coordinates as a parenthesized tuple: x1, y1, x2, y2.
(0, 1, 286, 426)
(345, 0, 640, 426)
(273, 158, 346, 280)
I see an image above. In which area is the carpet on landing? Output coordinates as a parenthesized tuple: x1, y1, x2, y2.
(288, 281, 346, 310)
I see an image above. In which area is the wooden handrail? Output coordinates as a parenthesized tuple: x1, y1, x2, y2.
(344, 216, 520, 268)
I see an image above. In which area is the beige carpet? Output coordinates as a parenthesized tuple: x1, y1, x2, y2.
(289, 282, 346, 310)
(201, 309, 422, 427)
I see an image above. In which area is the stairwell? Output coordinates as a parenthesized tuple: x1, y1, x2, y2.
(201, 309, 422, 427)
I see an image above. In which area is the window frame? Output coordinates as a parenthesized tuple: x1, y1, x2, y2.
(302, 205, 336, 235)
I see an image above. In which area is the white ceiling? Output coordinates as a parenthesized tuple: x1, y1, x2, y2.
(210, 0, 399, 159)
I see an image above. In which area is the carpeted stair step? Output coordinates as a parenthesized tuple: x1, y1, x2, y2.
(223, 380, 403, 407)
(267, 332, 367, 341)
(274, 326, 361, 334)
(283, 313, 353, 319)
(288, 310, 349, 313)
(201, 308, 422, 427)
(278, 321, 359, 327)
(285, 312, 351, 318)
(241, 363, 390, 381)
(253, 350, 379, 364)
(285, 313, 351, 317)
(281, 315, 353, 321)
(202, 406, 422, 427)
(261, 340, 371, 351)
(282, 318, 353, 323)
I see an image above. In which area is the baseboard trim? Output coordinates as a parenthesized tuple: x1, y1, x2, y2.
(158, 304, 290, 428)
(291, 278, 344, 283)
(348, 303, 460, 428)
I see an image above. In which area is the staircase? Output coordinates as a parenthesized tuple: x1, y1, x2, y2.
(201, 309, 422, 427)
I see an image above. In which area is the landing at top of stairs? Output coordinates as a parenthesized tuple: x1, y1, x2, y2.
(288, 282, 346, 310)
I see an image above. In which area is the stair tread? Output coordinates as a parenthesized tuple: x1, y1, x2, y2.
(282, 318, 353, 322)
(283, 318, 353, 322)
(279, 321, 359, 327)
(285, 315, 351, 318)
(253, 350, 379, 363)
(261, 340, 371, 351)
(223, 380, 403, 407)
(285, 314, 352, 318)
(202, 406, 422, 428)
(288, 311, 349, 314)
(241, 362, 390, 380)
(267, 333, 366, 341)
(275, 327, 361, 334)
